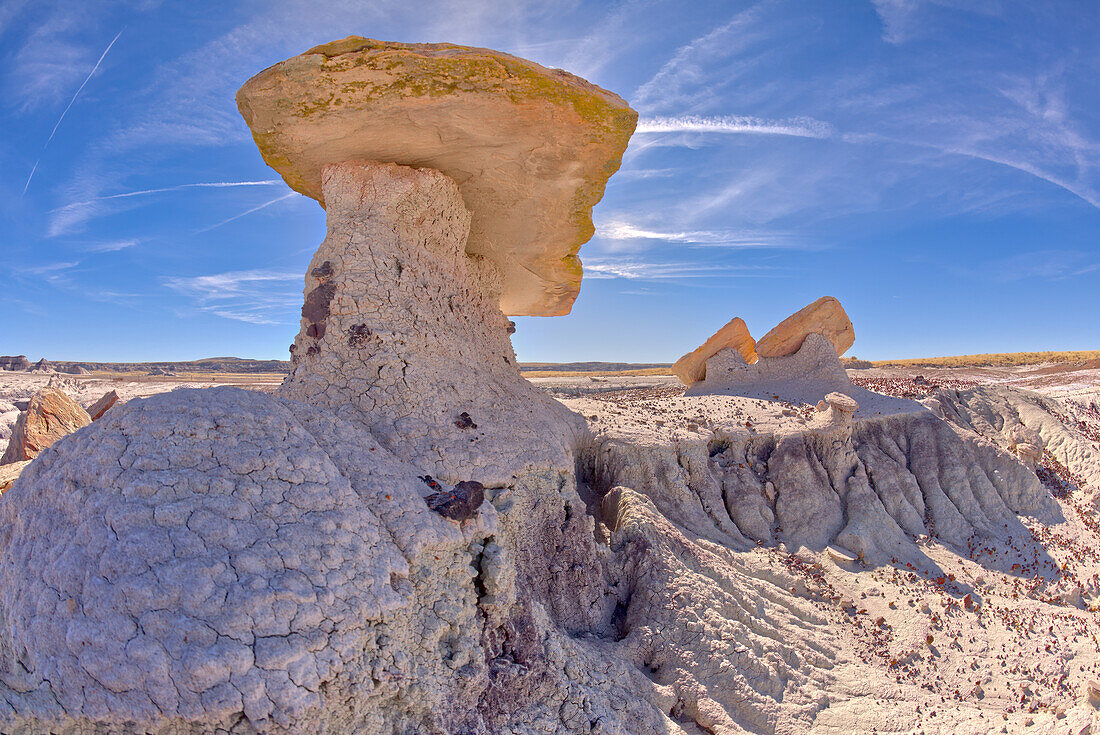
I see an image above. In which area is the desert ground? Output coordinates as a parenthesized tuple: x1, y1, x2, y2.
(4, 355, 1100, 733)
(5, 356, 1097, 450)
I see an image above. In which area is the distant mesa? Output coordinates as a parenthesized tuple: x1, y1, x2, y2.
(0, 356, 30, 371)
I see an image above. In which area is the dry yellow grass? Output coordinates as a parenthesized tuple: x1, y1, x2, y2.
(872, 351, 1100, 368)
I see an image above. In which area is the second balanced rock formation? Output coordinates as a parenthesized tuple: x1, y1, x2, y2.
(676, 297, 856, 403)
(237, 37, 637, 483)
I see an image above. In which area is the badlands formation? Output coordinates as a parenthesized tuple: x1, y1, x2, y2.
(1, 38, 1100, 735)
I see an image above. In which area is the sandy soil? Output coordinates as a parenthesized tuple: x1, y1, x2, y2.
(3, 361, 1100, 730)
(2, 362, 1096, 461)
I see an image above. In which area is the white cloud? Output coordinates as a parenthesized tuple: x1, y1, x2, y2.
(556, 0, 657, 79)
(8, 6, 99, 110)
(86, 238, 140, 253)
(636, 115, 833, 139)
(596, 220, 798, 248)
(871, 0, 1003, 44)
(163, 268, 301, 325)
(631, 4, 778, 114)
(22, 28, 123, 194)
(0, 0, 30, 39)
(20, 25, 121, 197)
(870, 0, 921, 44)
(583, 258, 778, 280)
(22, 260, 80, 275)
(989, 250, 1100, 282)
(945, 146, 1099, 210)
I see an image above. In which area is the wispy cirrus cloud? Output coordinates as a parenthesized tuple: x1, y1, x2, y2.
(636, 115, 833, 139)
(21, 260, 80, 276)
(8, 4, 100, 109)
(840, 74, 1100, 211)
(872, 0, 1003, 45)
(597, 220, 800, 248)
(946, 146, 1099, 211)
(11, 260, 83, 289)
(85, 238, 141, 253)
(583, 258, 779, 280)
(163, 268, 301, 325)
(66, 180, 285, 205)
(989, 250, 1100, 282)
(631, 3, 796, 114)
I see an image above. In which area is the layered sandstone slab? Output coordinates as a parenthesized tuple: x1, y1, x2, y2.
(672, 317, 757, 385)
(0, 388, 90, 464)
(755, 296, 854, 358)
(86, 389, 119, 421)
(236, 37, 637, 316)
(0, 460, 29, 493)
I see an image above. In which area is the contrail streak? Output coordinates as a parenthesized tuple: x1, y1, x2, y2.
(51, 180, 286, 211)
(100, 180, 285, 200)
(20, 160, 39, 196)
(22, 28, 124, 196)
(195, 192, 298, 233)
(47, 29, 124, 144)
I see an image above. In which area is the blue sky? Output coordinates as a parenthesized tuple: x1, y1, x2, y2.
(1, 0, 1097, 363)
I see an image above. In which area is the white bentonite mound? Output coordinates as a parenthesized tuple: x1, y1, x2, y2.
(0, 388, 501, 731)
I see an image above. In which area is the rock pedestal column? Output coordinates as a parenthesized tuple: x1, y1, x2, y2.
(278, 160, 582, 484)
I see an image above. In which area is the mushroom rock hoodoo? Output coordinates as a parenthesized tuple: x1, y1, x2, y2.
(236, 37, 637, 483)
(0, 41, 640, 734)
(4, 38, 1093, 735)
